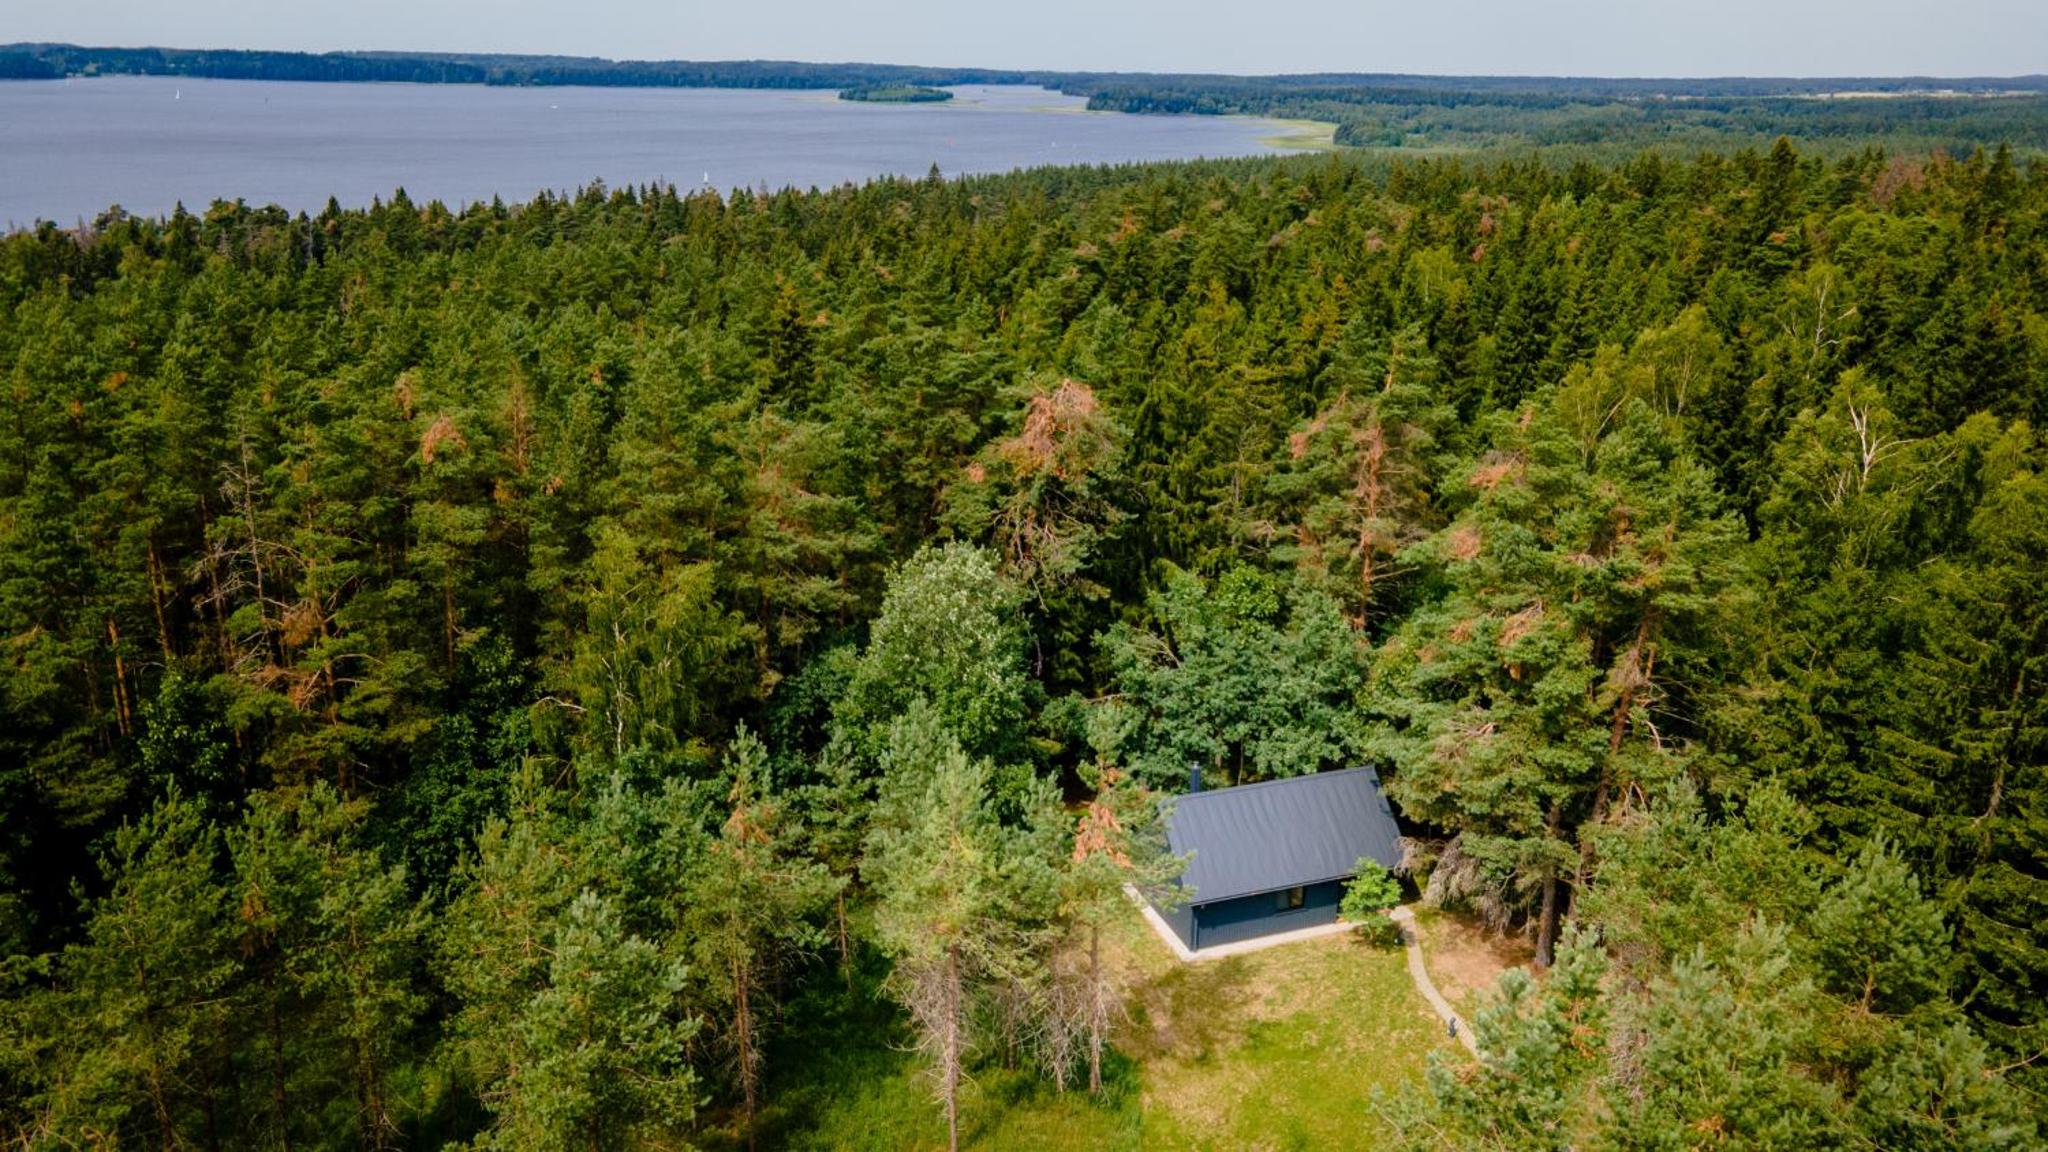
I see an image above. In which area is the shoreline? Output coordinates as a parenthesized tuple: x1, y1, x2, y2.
(1254, 116, 1338, 151)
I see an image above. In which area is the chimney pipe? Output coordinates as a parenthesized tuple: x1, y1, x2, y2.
(1188, 762, 1203, 794)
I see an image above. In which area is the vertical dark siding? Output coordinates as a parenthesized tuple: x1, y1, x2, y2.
(1155, 897, 1198, 950)
(1192, 880, 1345, 949)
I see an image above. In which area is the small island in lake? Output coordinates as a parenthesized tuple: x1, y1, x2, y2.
(838, 84, 954, 103)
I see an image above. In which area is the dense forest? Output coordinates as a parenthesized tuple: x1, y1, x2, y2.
(1, 139, 2045, 1148)
(11, 42, 2048, 159)
(1083, 82, 2048, 157)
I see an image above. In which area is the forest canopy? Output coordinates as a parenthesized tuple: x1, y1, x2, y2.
(0, 139, 2044, 1146)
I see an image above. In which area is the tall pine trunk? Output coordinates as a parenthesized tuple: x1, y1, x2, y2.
(944, 944, 962, 1152)
(1573, 614, 1654, 920)
(836, 889, 852, 987)
(146, 534, 176, 663)
(1087, 922, 1105, 1095)
(735, 954, 757, 1151)
(148, 1055, 176, 1152)
(265, 957, 293, 1152)
(1535, 801, 1564, 969)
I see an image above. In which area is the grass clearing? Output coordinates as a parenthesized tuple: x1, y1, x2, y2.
(702, 907, 1454, 1150)
(1255, 118, 1341, 152)
(1119, 914, 1447, 1150)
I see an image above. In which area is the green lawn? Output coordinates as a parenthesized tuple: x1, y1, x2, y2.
(698, 910, 1454, 1150)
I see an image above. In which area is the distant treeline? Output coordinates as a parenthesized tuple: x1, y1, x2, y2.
(0, 52, 61, 79)
(0, 43, 1056, 89)
(3, 44, 490, 84)
(10, 42, 2044, 99)
(8, 42, 2048, 156)
(1081, 78, 2048, 156)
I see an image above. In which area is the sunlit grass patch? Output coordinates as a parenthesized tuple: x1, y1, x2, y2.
(1121, 916, 1446, 1150)
(1257, 118, 1340, 151)
(719, 908, 1449, 1149)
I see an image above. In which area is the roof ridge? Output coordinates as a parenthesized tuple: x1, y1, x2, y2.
(1163, 764, 1402, 905)
(1171, 763, 1377, 804)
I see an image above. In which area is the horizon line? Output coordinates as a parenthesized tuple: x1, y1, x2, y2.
(7, 42, 2046, 86)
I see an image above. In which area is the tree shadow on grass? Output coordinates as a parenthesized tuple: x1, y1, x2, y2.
(699, 937, 1201, 1150)
(956, 1053, 1144, 1150)
(1120, 953, 1257, 1064)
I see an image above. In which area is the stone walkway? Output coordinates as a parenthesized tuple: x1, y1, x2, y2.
(1390, 906, 1477, 1054)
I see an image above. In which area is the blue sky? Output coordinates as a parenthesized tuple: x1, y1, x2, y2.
(15, 1, 2046, 77)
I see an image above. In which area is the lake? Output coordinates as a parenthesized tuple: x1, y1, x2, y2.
(0, 78, 1306, 227)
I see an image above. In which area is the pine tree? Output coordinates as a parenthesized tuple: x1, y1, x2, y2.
(1375, 394, 1746, 964)
(1384, 927, 1607, 1151)
(57, 790, 238, 1148)
(681, 727, 840, 1144)
(440, 772, 700, 1150)
(1580, 779, 1823, 979)
(716, 408, 880, 686)
(1850, 1019, 2040, 1150)
(943, 377, 1126, 603)
(1058, 760, 1178, 1094)
(487, 893, 697, 1150)
(1608, 925, 1842, 1151)
(1809, 837, 1951, 1015)
(231, 784, 428, 1149)
(863, 706, 1008, 1152)
(1264, 322, 1450, 631)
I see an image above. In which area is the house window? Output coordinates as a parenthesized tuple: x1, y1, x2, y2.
(1279, 886, 1305, 911)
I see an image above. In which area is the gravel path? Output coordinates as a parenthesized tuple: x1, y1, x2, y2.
(1390, 906, 1478, 1054)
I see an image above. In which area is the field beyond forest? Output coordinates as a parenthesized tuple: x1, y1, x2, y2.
(0, 134, 2044, 1149)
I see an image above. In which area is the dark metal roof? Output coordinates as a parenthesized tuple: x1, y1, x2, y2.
(1165, 766, 1403, 906)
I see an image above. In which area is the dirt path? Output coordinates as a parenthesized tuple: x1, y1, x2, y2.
(1389, 906, 1478, 1055)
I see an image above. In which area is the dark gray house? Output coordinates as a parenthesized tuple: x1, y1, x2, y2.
(1151, 766, 1403, 953)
